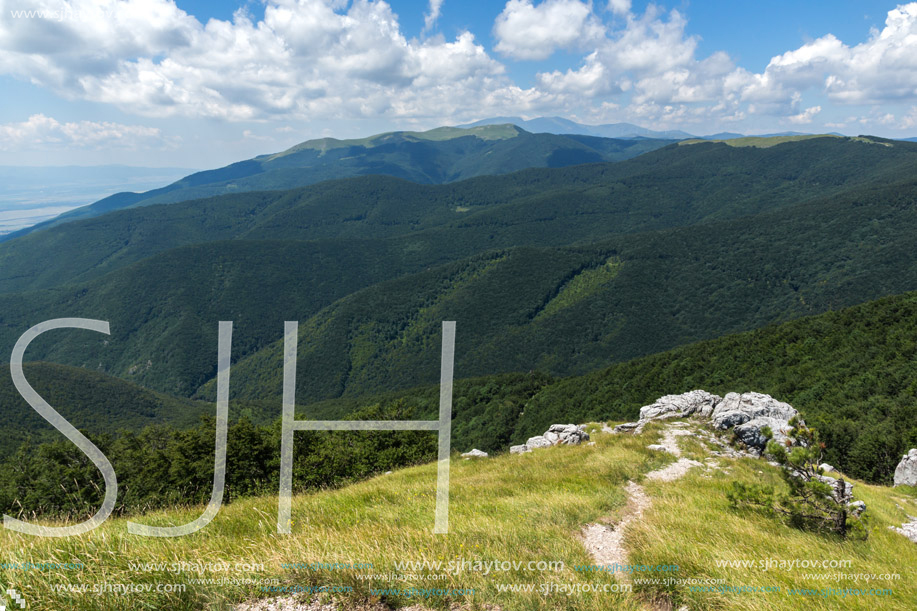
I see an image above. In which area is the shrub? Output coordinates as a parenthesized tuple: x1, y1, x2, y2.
(727, 417, 868, 539)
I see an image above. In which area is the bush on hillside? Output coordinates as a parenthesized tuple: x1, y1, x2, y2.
(727, 418, 868, 539)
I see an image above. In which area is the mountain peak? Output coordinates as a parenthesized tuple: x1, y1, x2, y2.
(460, 115, 696, 140)
(271, 123, 527, 160)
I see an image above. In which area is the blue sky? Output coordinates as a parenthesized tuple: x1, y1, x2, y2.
(0, 0, 915, 167)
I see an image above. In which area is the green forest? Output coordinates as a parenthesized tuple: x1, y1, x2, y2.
(2, 134, 917, 525)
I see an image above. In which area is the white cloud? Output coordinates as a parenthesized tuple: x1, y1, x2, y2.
(726, 3, 917, 110)
(607, 0, 630, 16)
(0, 114, 176, 149)
(537, 52, 611, 96)
(901, 107, 917, 129)
(0, 0, 521, 123)
(494, 0, 604, 60)
(600, 7, 697, 74)
(528, 4, 744, 125)
(788, 105, 822, 124)
(424, 0, 445, 33)
(1, 0, 917, 136)
(525, 1, 917, 128)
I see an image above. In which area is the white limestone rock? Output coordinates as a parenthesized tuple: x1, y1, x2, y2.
(894, 449, 917, 487)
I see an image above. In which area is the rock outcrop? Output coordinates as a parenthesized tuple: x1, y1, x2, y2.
(511, 424, 590, 454)
(614, 390, 801, 455)
(894, 449, 917, 487)
(614, 390, 721, 434)
(461, 449, 488, 459)
(711, 392, 800, 450)
(640, 390, 722, 421)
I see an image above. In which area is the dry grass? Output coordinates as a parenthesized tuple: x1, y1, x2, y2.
(0, 424, 662, 610)
(3, 420, 914, 611)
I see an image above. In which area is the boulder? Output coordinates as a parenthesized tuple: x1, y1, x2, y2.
(461, 449, 488, 459)
(559, 424, 590, 445)
(733, 416, 795, 452)
(711, 392, 799, 431)
(639, 390, 722, 421)
(894, 449, 917, 487)
(615, 390, 723, 435)
(710, 393, 800, 452)
(819, 463, 835, 473)
(511, 424, 590, 454)
(525, 436, 552, 450)
(540, 423, 589, 445)
(847, 501, 867, 517)
(891, 519, 917, 543)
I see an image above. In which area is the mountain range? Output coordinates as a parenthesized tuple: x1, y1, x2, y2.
(9, 120, 911, 245)
(0, 135, 913, 399)
(1, 127, 917, 499)
(0, 124, 671, 242)
(460, 114, 850, 141)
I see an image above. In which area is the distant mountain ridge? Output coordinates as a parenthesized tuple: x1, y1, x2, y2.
(460, 115, 696, 139)
(460, 116, 853, 142)
(0, 135, 906, 296)
(0, 124, 671, 243)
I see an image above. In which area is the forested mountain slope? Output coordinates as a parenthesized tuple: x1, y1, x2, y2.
(2, 124, 671, 241)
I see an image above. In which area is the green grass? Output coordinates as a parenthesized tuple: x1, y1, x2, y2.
(0, 424, 663, 610)
(679, 134, 892, 149)
(627, 438, 917, 610)
(536, 257, 622, 320)
(405, 125, 523, 142)
(268, 125, 524, 158)
(4, 420, 915, 610)
(679, 135, 838, 148)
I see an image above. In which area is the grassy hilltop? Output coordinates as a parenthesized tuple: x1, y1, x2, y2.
(1, 420, 914, 610)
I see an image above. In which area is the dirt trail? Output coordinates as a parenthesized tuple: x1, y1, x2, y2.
(580, 423, 703, 570)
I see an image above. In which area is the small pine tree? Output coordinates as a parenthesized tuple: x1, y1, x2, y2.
(727, 417, 868, 539)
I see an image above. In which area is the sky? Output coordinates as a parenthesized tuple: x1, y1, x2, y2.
(1, 0, 917, 167)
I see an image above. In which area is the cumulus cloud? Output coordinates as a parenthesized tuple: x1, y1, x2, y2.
(529, 4, 743, 124)
(788, 105, 822, 124)
(537, 52, 612, 96)
(494, 0, 604, 60)
(423, 0, 445, 33)
(529, 1, 917, 127)
(0, 0, 521, 122)
(902, 107, 917, 129)
(0, 114, 176, 149)
(1, 0, 916, 133)
(607, 0, 630, 16)
(727, 3, 917, 110)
